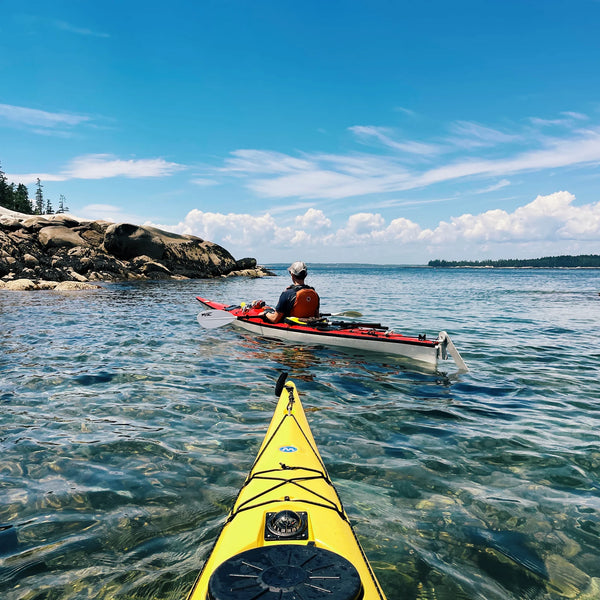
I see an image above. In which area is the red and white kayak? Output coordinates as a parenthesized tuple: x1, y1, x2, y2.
(196, 296, 468, 371)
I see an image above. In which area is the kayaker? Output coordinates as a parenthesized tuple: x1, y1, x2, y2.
(259, 261, 320, 323)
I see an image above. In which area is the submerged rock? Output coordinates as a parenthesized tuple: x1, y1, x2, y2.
(0, 278, 100, 291)
(0, 211, 274, 288)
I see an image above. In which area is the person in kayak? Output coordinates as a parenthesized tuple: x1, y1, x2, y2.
(259, 261, 320, 323)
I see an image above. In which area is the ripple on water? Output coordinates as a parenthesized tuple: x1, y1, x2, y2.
(1, 272, 600, 599)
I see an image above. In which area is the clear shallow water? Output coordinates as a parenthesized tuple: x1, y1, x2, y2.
(1, 265, 599, 600)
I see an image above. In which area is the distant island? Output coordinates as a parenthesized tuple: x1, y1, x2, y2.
(428, 254, 600, 268)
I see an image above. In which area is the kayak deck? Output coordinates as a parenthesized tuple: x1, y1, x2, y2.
(187, 376, 387, 600)
(196, 296, 468, 371)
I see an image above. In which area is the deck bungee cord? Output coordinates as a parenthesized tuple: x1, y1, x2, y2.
(186, 374, 388, 600)
(230, 383, 347, 522)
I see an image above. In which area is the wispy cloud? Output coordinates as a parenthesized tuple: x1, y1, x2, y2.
(53, 19, 110, 38)
(475, 179, 511, 194)
(447, 121, 521, 149)
(394, 106, 417, 117)
(350, 125, 442, 156)
(0, 103, 91, 132)
(8, 154, 185, 184)
(191, 177, 219, 187)
(222, 150, 314, 174)
(79, 203, 144, 223)
(217, 123, 600, 200)
(529, 111, 588, 128)
(5, 172, 67, 185)
(65, 154, 185, 179)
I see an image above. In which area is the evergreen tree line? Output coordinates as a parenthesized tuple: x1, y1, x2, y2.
(429, 255, 600, 268)
(0, 162, 69, 215)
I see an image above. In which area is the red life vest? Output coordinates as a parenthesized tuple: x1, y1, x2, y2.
(290, 287, 320, 318)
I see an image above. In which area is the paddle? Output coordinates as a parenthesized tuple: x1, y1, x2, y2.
(197, 308, 363, 329)
(322, 310, 363, 318)
(196, 309, 236, 329)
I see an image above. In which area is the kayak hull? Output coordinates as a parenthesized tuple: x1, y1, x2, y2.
(187, 378, 387, 600)
(196, 296, 444, 368)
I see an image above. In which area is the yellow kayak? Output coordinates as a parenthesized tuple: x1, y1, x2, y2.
(187, 374, 388, 600)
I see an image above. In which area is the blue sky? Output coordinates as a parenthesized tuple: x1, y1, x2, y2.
(2, 0, 600, 264)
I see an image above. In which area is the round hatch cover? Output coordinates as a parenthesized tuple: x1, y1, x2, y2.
(207, 544, 363, 600)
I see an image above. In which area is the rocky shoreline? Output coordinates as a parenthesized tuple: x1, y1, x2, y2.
(0, 209, 273, 290)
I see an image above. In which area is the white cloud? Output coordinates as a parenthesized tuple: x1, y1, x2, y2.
(294, 208, 331, 230)
(222, 150, 314, 174)
(448, 121, 521, 148)
(561, 111, 588, 121)
(64, 154, 185, 179)
(249, 169, 361, 199)
(5, 172, 67, 185)
(217, 119, 600, 202)
(422, 191, 600, 244)
(0, 103, 90, 129)
(350, 125, 442, 156)
(157, 209, 287, 248)
(153, 191, 599, 262)
(343, 212, 385, 236)
(530, 112, 588, 128)
(191, 177, 219, 186)
(79, 203, 145, 223)
(8, 154, 185, 186)
(475, 179, 511, 194)
(53, 20, 110, 38)
(394, 106, 417, 117)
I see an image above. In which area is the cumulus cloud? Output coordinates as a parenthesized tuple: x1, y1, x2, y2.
(422, 191, 600, 244)
(294, 208, 331, 230)
(158, 191, 599, 261)
(157, 209, 289, 248)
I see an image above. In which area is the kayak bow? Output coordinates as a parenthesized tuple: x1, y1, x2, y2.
(187, 375, 387, 600)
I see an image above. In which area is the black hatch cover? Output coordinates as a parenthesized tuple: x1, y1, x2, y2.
(207, 544, 364, 600)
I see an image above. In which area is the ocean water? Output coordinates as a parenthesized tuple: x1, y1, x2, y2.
(1, 265, 599, 600)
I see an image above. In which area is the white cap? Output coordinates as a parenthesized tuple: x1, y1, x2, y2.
(288, 261, 307, 276)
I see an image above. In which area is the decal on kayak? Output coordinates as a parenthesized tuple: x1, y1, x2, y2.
(279, 445, 298, 453)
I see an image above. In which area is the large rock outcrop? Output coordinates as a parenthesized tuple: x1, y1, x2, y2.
(0, 211, 272, 285)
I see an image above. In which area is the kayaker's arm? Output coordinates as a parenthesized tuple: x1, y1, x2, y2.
(259, 308, 284, 323)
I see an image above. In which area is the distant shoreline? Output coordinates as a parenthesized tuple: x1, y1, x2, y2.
(428, 254, 600, 269)
(265, 261, 600, 269)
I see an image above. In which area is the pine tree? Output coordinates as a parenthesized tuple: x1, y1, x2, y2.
(0, 162, 13, 210)
(14, 184, 33, 214)
(34, 178, 44, 214)
(45, 198, 54, 214)
(57, 194, 69, 214)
